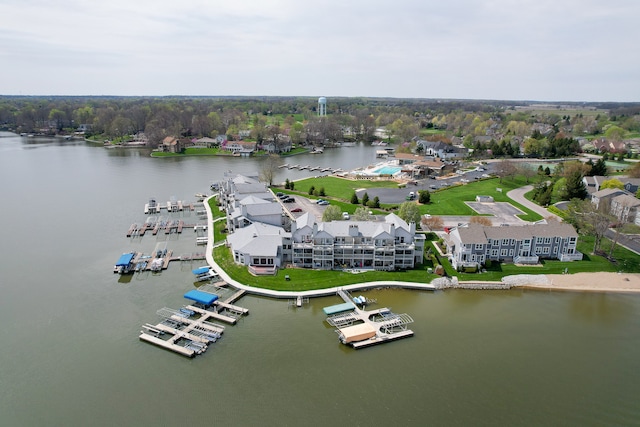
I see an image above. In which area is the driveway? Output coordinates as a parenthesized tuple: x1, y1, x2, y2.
(506, 185, 560, 220)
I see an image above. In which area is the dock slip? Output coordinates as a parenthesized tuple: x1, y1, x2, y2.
(139, 286, 249, 357)
(322, 289, 414, 349)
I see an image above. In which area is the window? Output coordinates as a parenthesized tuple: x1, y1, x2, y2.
(543, 247, 550, 254)
(502, 239, 509, 245)
(475, 244, 484, 251)
(491, 249, 499, 257)
(543, 237, 552, 244)
(501, 249, 508, 257)
(509, 249, 514, 256)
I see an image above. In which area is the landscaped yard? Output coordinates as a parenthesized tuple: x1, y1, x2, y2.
(213, 246, 437, 291)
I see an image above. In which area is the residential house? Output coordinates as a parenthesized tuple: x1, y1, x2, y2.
(162, 136, 181, 153)
(610, 194, 640, 225)
(593, 138, 627, 154)
(445, 222, 582, 270)
(218, 174, 274, 211)
(590, 188, 628, 210)
(416, 140, 468, 160)
(582, 175, 609, 195)
(393, 153, 447, 177)
(623, 178, 640, 194)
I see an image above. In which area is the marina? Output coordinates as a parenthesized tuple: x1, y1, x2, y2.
(324, 289, 414, 349)
(139, 287, 249, 357)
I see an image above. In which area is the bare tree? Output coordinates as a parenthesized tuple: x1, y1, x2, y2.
(494, 159, 517, 183)
(421, 215, 444, 231)
(259, 155, 280, 186)
(470, 216, 492, 226)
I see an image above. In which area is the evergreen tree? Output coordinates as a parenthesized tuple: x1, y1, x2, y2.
(350, 191, 359, 205)
(418, 190, 431, 204)
(319, 187, 325, 197)
(564, 170, 588, 200)
(591, 158, 608, 176)
(308, 185, 315, 195)
(371, 196, 380, 208)
(284, 178, 290, 189)
(362, 192, 369, 206)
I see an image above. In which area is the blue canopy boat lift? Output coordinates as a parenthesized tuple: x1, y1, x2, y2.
(114, 252, 135, 274)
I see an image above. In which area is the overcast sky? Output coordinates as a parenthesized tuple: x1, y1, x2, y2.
(1, 0, 638, 102)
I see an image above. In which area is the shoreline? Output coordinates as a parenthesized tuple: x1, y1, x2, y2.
(203, 197, 640, 297)
(521, 272, 640, 294)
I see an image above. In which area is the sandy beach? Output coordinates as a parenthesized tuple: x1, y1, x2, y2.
(523, 272, 640, 293)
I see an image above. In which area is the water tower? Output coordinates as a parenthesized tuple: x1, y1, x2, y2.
(318, 97, 327, 116)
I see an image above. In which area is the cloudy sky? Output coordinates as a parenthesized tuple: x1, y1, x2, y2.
(2, 0, 638, 101)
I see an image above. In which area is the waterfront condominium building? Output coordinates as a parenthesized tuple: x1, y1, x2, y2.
(290, 212, 425, 271)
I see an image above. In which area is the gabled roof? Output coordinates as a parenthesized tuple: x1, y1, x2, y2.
(591, 188, 628, 199)
(612, 194, 640, 208)
(226, 223, 289, 257)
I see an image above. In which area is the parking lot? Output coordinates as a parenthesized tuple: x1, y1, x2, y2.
(279, 194, 328, 219)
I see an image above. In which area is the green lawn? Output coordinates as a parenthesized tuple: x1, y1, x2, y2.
(214, 246, 438, 291)
(283, 176, 400, 200)
(420, 177, 544, 221)
(207, 197, 226, 219)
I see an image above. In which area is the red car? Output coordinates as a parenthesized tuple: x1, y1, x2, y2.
(291, 208, 303, 213)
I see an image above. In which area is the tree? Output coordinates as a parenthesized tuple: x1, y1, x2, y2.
(590, 158, 608, 176)
(322, 205, 342, 222)
(308, 185, 315, 195)
(604, 125, 625, 141)
(565, 199, 613, 253)
(289, 181, 295, 190)
(370, 196, 380, 208)
(600, 178, 624, 190)
(284, 178, 290, 189)
(398, 201, 420, 224)
(494, 159, 517, 183)
(361, 192, 369, 206)
(470, 216, 492, 226)
(418, 190, 431, 204)
(318, 187, 326, 197)
(353, 206, 371, 221)
(564, 169, 588, 200)
(259, 155, 279, 186)
(421, 215, 443, 231)
(628, 162, 640, 178)
(350, 192, 359, 205)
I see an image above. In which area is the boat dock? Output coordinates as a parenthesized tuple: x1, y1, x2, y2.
(139, 306, 226, 358)
(126, 218, 206, 237)
(323, 289, 414, 349)
(139, 287, 249, 357)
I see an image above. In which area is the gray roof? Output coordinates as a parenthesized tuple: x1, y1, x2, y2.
(592, 188, 628, 199)
(458, 222, 578, 243)
(227, 223, 289, 257)
(612, 194, 640, 207)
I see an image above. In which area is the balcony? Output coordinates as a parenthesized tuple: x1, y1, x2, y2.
(514, 255, 539, 265)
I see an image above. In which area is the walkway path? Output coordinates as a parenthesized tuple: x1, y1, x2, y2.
(506, 185, 560, 220)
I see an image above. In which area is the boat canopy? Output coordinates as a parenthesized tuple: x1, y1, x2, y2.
(184, 289, 219, 306)
(323, 302, 356, 315)
(192, 266, 210, 276)
(115, 253, 135, 266)
(338, 323, 377, 343)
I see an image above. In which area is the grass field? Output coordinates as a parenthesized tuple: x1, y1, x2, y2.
(420, 177, 544, 221)
(285, 176, 400, 199)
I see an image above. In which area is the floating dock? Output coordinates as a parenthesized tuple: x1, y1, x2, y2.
(139, 287, 249, 357)
(323, 289, 414, 349)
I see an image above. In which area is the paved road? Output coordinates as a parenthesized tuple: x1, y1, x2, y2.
(506, 185, 560, 220)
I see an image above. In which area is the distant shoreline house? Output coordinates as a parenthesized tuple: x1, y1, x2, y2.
(445, 222, 583, 270)
(162, 136, 182, 153)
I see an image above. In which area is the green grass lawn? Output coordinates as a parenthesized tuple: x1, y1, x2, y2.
(420, 177, 543, 221)
(283, 176, 400, 200)
(213, 220, 226, 243)
(214, 246, 438, 291)
(207, 197, 226, 219)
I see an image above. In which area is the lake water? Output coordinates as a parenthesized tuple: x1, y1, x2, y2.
(1, 133, 639, 426)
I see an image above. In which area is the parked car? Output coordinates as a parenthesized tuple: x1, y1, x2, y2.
(316, 199, 326, 204)
(342, 212, 350, 220)
(317, 200, 329, 205)
(283, 197, 295, 203)
(291, 208, 302, 213)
